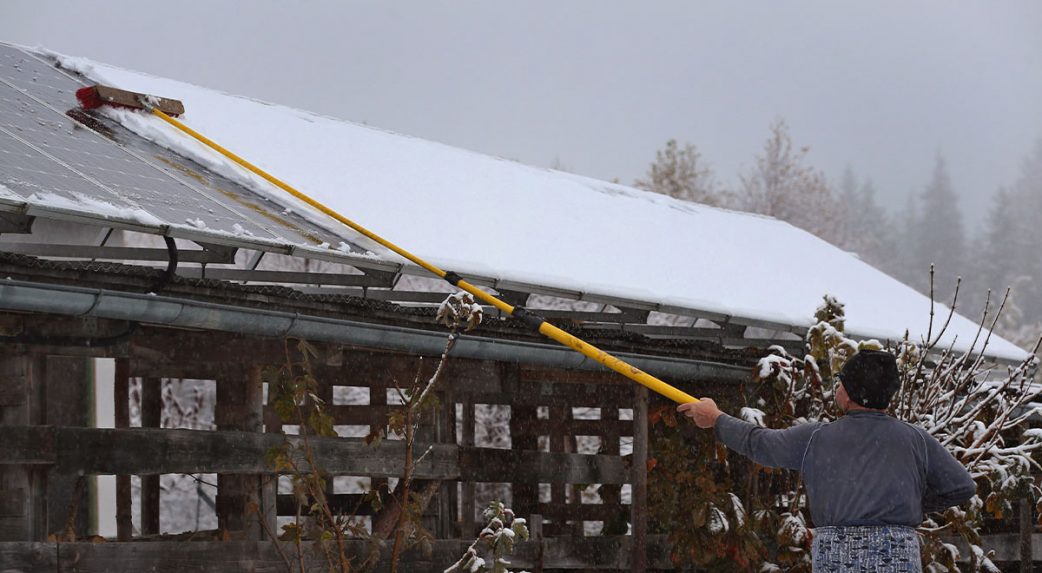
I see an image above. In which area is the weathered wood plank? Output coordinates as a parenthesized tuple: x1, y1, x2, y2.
(1, 426, 55, 464)
(459, 447, 630, 485)
(54, 427, 459, 479)
(631, 385, 649, 573)
(0, 355, 47, 542)
(534, 502, 630, 522)
(0, 541, 56, 573)
(139, 377, 161, 537)
(527, 418, 632, 437)
(0, 536, 677, 572)
(113, 359, 131, 542)
(57, 540, 328, 573)
(4, 426, 633, 486)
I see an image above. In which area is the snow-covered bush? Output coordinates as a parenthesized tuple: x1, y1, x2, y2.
(649, 291, 1041, 572)
(445, 501, 530, 573)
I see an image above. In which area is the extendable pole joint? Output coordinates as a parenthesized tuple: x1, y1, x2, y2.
(511, 306, 546, 331)
(443, 271, 464, 287)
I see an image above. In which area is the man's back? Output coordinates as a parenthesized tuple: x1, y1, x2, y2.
(714, 409, 976, 527)
(803, 411, 928, 527)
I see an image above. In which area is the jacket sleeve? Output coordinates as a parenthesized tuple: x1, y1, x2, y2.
(921, 430, 977, 513)
(714, 414, 822, 470)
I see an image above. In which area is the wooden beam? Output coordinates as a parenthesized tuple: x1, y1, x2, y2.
(527, 418, 632, 437)
(533, 502, 629, 522)
(1020, 497, 1032, 572)
(0, 355, 46, 542)
(113, 359, 131, 542)
(460, 397, 475, 538)
(0, 541, 55, 573)
(0, 426, 54, 464)
(276, 493, 373, 516)
(2, 427, 458, 479)
(3, 427, 632, 486)
(459, 447, 629, 485)
(0, 535, 678, 572)
(44, 356, 93, 540)
(139, 378, 161, 537)
(631, 385, 649, 573)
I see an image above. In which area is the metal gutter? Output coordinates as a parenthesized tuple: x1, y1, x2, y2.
(0, 279, 750, 381)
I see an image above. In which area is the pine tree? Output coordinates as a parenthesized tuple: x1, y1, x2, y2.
(1005, 140, 1042, 327)
(835, 167, 897, 273)
(634, 139, 722, 206)
(967, 187, 1024, 315)
(908, 156, 967, 299)
(736, 120, 841, 244)
(892, 191, 922, 287)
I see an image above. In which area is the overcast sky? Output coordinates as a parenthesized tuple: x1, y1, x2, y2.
(2, 1, 1040, 231)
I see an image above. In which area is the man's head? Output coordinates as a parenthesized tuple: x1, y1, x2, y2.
(835, 350, 901, 411)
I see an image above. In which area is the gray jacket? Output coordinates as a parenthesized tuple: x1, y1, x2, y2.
(715, 410, 976, 527)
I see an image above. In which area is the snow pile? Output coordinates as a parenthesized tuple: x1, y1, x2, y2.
(26, 190, 163, 227)
(436, 292, 483, 332)
(21, 47, 1028, 361)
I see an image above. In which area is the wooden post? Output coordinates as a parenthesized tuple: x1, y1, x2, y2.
(507, 366, 538, 526)
(260, 365, 280, 540)
(113, 359, 132, 541)
(44, 356, 92, 540)
(1020, 496, 1032, 572)
(460, 397, 476, 538)
(548, 403, 567, 537)
(631, 386, 648, 573)
(139, 377, 162, 536)
(0, 355, 46, 541)
(215, 366, 264, 539)
(436, 389, 457, 538)
(530, 513, 544, 573)
(600, 405, 621, 533)
(369, 382, 388, 508)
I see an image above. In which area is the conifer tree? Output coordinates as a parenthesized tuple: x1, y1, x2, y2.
(908, 156, 967, 298)
(835, 167, 897, 273)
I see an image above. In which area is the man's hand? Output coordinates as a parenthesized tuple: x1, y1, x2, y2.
(677, 398, 723, 429)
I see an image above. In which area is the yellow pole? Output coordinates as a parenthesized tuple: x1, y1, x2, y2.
(149, 108, 699, 405)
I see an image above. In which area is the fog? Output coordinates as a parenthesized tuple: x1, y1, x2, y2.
(2, 0, 1039, 228)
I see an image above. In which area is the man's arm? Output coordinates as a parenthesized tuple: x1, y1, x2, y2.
(678, 399, 821, 471)
(921, 430, 976, 513)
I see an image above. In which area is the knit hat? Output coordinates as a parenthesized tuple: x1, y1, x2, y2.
(837, 350, 901, 409)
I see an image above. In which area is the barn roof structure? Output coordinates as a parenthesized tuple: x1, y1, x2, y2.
(1, 41, 1039, 572)
(0, 42, 1026, 363)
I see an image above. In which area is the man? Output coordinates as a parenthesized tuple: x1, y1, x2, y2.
(678, 349, 976, 573)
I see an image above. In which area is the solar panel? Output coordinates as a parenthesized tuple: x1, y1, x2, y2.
(0, 43, 377, 260)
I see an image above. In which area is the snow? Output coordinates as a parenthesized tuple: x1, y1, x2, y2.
(0, 182, 18, 199)
(26, 190, 163, 227)
(740, 407, 767, 427)
(29, 48, 1030, 362)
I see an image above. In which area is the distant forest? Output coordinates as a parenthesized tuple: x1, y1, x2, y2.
(632, 121, 1042, 350)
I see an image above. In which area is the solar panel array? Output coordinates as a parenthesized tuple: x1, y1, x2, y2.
(0, 43, 377, 262)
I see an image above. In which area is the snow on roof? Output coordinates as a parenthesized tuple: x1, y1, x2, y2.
(19, 47, 1031, 362)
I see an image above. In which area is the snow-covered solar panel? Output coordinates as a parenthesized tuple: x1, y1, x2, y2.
(0, 43, 375, 258)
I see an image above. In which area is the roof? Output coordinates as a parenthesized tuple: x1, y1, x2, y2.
(0, 42, 1029, 362)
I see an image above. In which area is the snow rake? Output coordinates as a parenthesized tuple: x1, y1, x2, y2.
(77, 84, 700, 405)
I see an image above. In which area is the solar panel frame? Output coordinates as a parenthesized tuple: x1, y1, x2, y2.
(0, 42, 393, 271)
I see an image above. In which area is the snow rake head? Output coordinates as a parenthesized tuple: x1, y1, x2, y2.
(76, 84, 185, 116)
